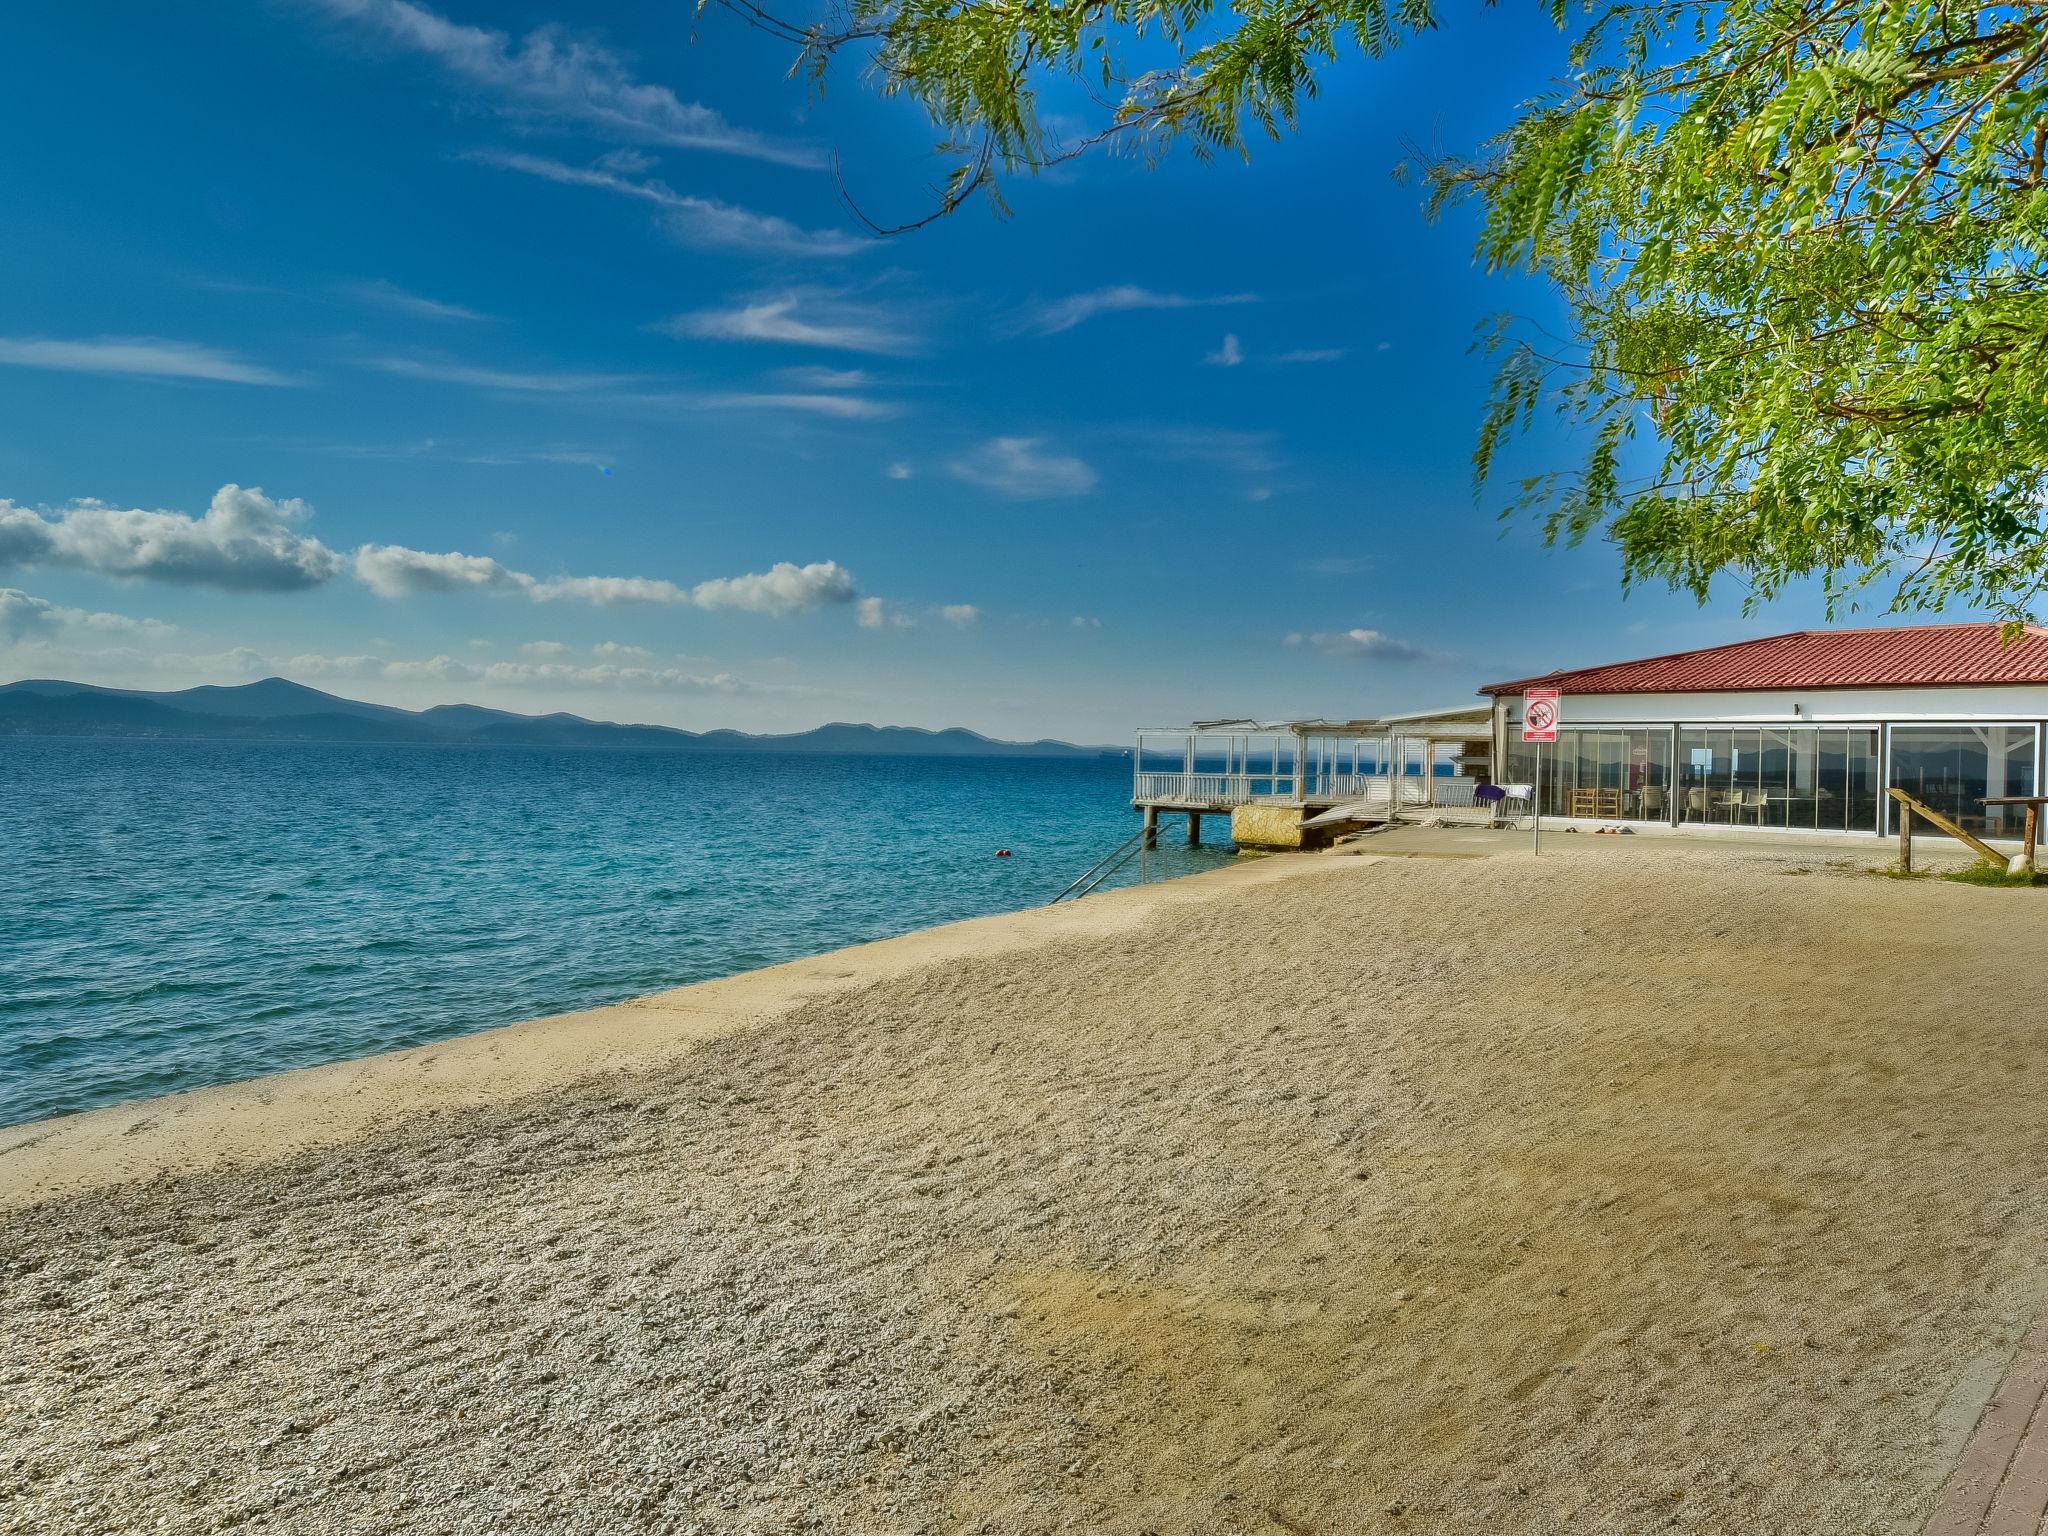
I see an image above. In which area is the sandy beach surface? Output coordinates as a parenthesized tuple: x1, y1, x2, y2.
(6, 835, 2048, 1534)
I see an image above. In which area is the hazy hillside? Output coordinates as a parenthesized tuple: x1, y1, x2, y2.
(0, 678, 1118, 758)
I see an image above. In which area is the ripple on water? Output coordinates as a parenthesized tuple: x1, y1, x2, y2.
(0, 740, 1234, 1125)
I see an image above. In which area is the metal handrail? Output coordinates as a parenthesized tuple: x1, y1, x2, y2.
(1049, 817, 1180, 904)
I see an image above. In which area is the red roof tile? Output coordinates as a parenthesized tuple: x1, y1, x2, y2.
(1481, 624, 2048, 696)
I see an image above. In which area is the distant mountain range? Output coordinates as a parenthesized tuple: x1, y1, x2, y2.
(0, 678, 1120, 758)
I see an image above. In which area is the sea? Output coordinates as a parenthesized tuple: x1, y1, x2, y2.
(0, 739, 1232, 1127)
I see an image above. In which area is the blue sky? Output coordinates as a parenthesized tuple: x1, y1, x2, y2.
(0, 1, 1882, 740)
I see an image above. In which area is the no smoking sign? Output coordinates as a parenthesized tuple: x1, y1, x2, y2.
(1522, 688, 1560, 742)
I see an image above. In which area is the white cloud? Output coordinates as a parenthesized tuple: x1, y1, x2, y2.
(0, 337, 293, 386)
(948, 437, 1098, 500)
(0, 588, 174, 644)
(1205, 333, 1245, 367)
(467, 151, 867, 257)
(368, 356, 637, 392)
(1071, 615, 1102, 629)
(1302, 555, 1372, 577)
(352, 543, 856, 615)
(338, 279, 491, 322)
(689, 560, 857, 615)
(0, 485, 344, 591)
(694, 392, 898, 421)
(1249, 487, 1274, 502)
(520, 639, 569, 657)
(591, 640, 650, 659)
(856, 596, 912, 630)
(525, 574, 692, 606)
(885, 462, 914, 481)
(776, 366, 871, 390)
(354, 544, 526, 597)
(1141, 426, 1280, 474)
(939, 604, 980, 626)
(1023, 286, 1259, 336)
(1285, 628, 1427, 662)
(1274, 348, 1344, 364)
(658, 291, 916, 355)
(306, 0, 819, 166)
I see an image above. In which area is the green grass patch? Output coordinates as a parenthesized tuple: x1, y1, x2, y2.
(1941, 860, 2048, 888)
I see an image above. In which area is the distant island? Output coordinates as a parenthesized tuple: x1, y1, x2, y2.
(0, 677, 1119, 758)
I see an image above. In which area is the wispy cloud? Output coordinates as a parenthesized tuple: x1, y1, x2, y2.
(467, 150, 867, 257)
(284, 649, 782, 694)
(1204, 333, 1245, 368)
(1285, 628, 1428, 662)
(1022, 285, 1259, 336)
(1140, 425, 1280, 475)
(692, 392, 899, 421)
(939, 603, 980, 627)
(305, 0, 820, 166)
(657, 291, 918, 355)
(0, 336, 294, 386)
(355, 542, 860, 614)
(774, 365, 871, 390)
(1274, 347, 1345, 364)
(367, 355, 639, 392)
(0, 485, 342, 591)
(0, 588, 174, 644)
(337, 278, 492, 322)
(949, 437, 1098, 499)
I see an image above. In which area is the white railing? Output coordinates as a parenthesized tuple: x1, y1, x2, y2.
(1131, 772, 1259, 804)
(1429, 777, 1480, 807)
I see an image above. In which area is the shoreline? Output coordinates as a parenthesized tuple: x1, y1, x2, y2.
(8, 833, 2047, 1529)
(0, 850, 1340, 1213)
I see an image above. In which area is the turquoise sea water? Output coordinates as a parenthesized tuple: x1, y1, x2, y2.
(2, 739, 1231, 1127)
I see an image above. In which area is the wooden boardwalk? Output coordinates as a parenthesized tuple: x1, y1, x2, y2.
(1929, 1317, 2048, 1535)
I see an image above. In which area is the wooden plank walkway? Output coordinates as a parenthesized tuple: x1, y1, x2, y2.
(1928, 1317, 2048, 1535)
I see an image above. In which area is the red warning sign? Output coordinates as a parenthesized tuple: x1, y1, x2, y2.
(1522, 687, 1560, 743)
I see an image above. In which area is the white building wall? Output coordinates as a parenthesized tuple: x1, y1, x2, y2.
(1493, 684, 2048, 727)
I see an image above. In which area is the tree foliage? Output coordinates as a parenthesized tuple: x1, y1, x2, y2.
(727, 0, 2048, 620)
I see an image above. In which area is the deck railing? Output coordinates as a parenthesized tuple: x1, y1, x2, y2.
(1131, 770, 1484, 810)
(1130, 771, 1261, 804)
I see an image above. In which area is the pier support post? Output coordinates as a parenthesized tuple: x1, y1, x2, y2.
(1142, 805, 1159, 850)
(1187, 812, 1202, 848)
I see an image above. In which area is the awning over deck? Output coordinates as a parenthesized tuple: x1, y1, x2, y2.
(1131, 706, 1496, 817)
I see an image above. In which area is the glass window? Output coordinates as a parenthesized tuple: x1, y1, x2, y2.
(1504, 728, 1675, 821)
(1846, 730, 1879, 832)
(1888, 726, 2038, 837)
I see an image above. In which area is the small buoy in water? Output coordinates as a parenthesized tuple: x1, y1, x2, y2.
(994, 848, 1012, 857)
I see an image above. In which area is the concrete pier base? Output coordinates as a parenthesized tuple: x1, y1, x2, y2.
(1142, 806, 1159, 850)
(1230, 803, 1340, 852)
(1187, 813, 1202, 848)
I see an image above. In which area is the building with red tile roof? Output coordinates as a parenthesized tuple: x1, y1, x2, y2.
(1482, 623, 2048, 697)
(1479, 623, 2048, 841)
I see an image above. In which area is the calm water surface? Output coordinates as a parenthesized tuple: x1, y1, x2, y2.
(1, 740, 1232, 1127)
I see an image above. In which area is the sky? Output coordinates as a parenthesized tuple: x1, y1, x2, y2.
(0, 1, 1913, 742)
